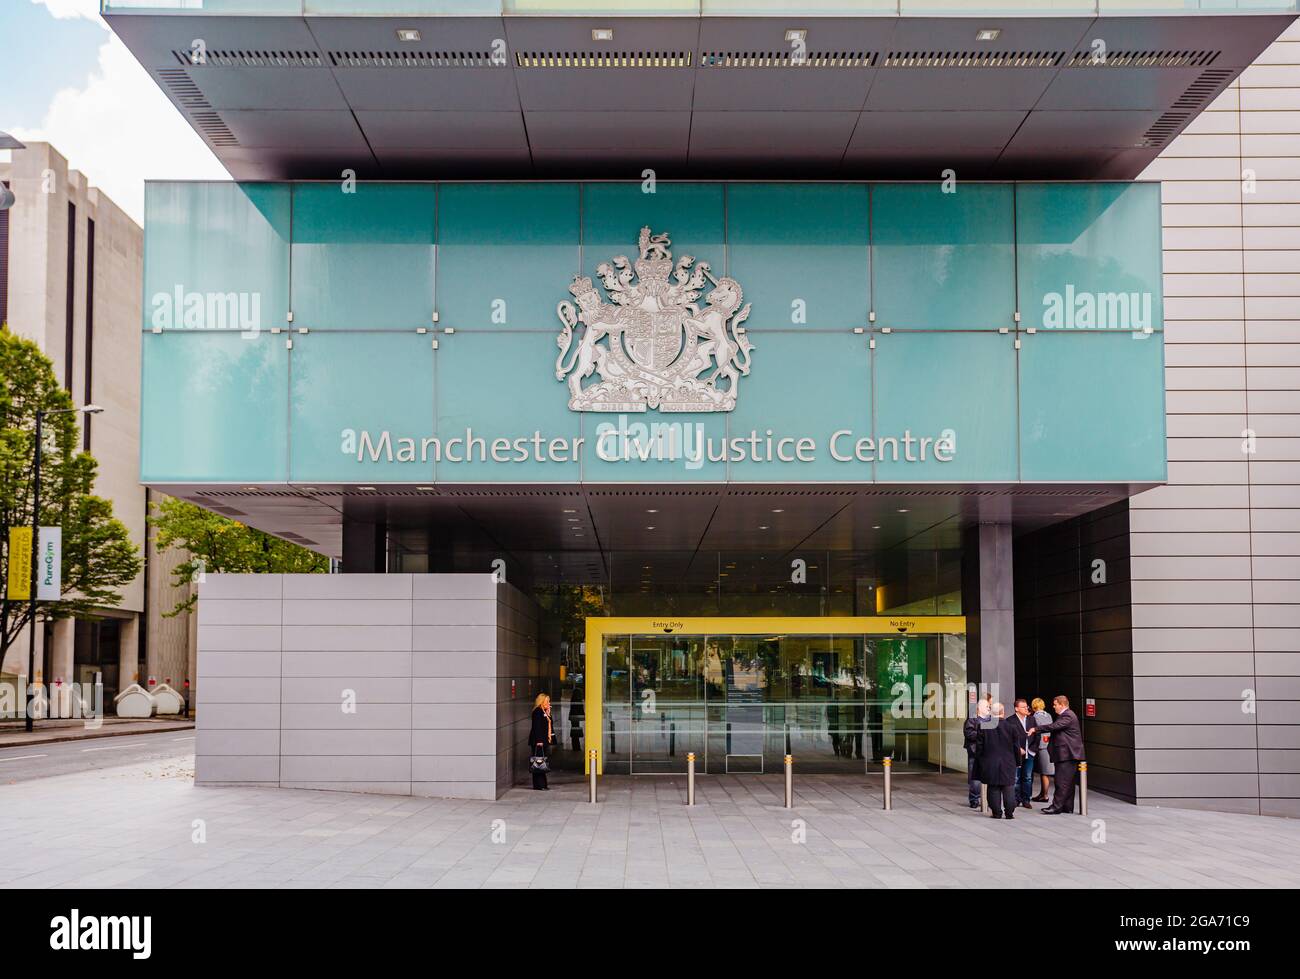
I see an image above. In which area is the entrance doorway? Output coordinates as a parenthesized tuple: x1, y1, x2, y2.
(586, 616, 968, 777)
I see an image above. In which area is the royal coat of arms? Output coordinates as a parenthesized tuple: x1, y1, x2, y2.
(555, 227, 754, 412)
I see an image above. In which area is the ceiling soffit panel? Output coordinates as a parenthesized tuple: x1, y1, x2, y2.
(104, 11, 1298, 180)
(504, 16, 699, 111)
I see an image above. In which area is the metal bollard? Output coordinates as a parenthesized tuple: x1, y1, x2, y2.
(883, 756, 893, 810)
(687, 752, 696, 807)
(1079, 761, 1088, 816)
(784, 754, 794, 808)
(979, 782, 988, 813)
(588, 748, 598, 804)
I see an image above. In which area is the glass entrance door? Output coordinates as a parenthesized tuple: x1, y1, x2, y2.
(628, 635, 704, 774)
(592, 619, 969, 777)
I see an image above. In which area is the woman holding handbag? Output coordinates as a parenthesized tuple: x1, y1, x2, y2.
(529, 693, 555, 790)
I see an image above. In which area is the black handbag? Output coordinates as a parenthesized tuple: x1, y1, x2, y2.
(529, 744, 549, 772)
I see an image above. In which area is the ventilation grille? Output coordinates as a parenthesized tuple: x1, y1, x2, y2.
(883, 51, 1063, 68)
(171, 49, 324, 68)
(276, 531, 320, 546)
(1140, 68, 1234, 147)
(1066, 49, 1220, 68)
(699, 51, 874, 68)
(515, 51, 693, 68)
(329, 50, 501, 68)
(157, 69, 237, 146)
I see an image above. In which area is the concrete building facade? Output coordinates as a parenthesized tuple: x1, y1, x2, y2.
(1, 142, 190, 711)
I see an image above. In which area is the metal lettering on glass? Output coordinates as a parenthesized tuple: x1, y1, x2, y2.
(555, 227, 753, 412)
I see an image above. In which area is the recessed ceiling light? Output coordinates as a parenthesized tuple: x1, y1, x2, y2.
(396, 28, 421, 42)
(646, 508, 658, 513)
(785, 29, 807, 42)
(646, 525, 655, 530)
(771, 508, 784, 513)
(976, 28, 1001, 41)
(563, 508, 576, 513)
(897, 508, 909, 513)
(872, 525, 881, 530)
(592, 28, 614, 42)
(759, 525, 769, 530)
(358, 486, 376, 491)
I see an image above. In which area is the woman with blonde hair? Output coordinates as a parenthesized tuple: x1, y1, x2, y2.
(1030, 697, 1054, 801)
(529, 693, 555, 790)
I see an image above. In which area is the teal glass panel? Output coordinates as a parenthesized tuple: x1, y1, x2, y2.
(874, 332, 1017, 482)
(1016, 183, 1163, 333)
(1019, 331, 1167, 482)
(141, 332, 287, 482)
(872, 184, 1015, 330)
(582, 183, 725, 280)
(290, 333, 435, 482)
(436, 183, 580, 330)
(727, 184, 870, 330)
(144, 183, 289, 334)
(290, 184, 436, 330)
(728, 332, 871, 481)
(435, 332, 581, 482)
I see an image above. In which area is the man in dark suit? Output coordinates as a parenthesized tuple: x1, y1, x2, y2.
(1028, 695, 1085, 814)
(963, 699, 991, 808)
(977, 703, 1028, 819)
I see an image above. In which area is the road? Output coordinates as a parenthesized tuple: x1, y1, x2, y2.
(0, 731, 194, 784)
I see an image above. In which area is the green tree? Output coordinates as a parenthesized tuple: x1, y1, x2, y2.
(0, 327, 142, 668)
(149, 497, 328, 616)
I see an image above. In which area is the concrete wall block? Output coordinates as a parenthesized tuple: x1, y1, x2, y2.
(279, 729, 412, 755)
(195, 729, 280, 756)
(282, 625, 412, 652)
(411, 574, 495, 601)
(282, 600, 415, 627)
(411, 651, 496, 678)
(195, 755, 279, 783)
(410, 781, 497, 800)
(411, 600, 497, 626)
(410, 755, 495, 782)
(281, 651, 411, 678)
(411, 625, 496, 652)
(411, 702, 495, 730)
(198, 702, 280, 730)
(412, 677, 495, 704)
(198, 650, 282, 680)
(280, 755, 412, 781)
(411, 728, 495, 756)
(201, 575, 282, 601)
(282, 573, 412, 601)
(198, 599, 282, 627)
(198, 624, 281, 653)
(199, 677, 282, 704)
(280, 703, 413, 730)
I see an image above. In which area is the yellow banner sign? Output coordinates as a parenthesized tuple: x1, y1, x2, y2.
(7, 527, 32, 601)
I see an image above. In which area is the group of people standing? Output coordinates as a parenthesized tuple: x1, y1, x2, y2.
(964, 695, 1085, 818)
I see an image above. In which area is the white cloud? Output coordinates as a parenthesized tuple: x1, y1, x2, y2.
(30, 0, 103, 22)
(16, 5, 228, 225)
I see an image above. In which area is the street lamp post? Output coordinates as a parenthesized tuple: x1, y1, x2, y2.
(26, 404, 103, 732)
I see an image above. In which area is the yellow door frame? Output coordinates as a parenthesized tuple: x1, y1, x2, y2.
(582, 614, 967, 774)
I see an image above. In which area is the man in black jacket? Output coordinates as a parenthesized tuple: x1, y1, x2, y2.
(1029, 695, 1085, 814)
(977, 703, 1028, 819)
(963, 699, 991, 808)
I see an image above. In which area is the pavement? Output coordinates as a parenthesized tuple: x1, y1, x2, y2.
(3, 741, 1299, 889)
(0, 716, 194, 748)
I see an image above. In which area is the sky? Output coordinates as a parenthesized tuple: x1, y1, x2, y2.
(0, 0, 228, 225)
